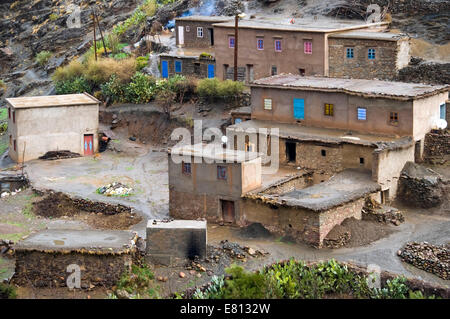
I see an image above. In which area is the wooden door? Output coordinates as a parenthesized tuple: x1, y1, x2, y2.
(221, 200, 235, 223)
(84, 134, 94, 156)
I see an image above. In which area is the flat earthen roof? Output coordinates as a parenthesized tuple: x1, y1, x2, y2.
(169, 143, 260, 163)
(6, 93, 100, 109)
(176, 15, 233, 23)
(329, 30, 408, 41)
(251, 74, 449, 100)
(213, 18, 387, 33)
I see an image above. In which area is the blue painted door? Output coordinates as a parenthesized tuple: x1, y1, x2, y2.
(440, 103, 446, 120)
(208, 64, 215, 78)
(161, 60, 168, 78)
(293, 98, 305, 120)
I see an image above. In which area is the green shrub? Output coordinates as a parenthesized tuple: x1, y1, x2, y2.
(0, 122, 7, 134)
(193, 276, 225, 299)
(217, 79, 244, 98)
(136, 55, 149, 71)
(196, 78, 220, 101)
(100, 74, 127, 103)
(105, 33, 121, 54)
(116, 263, 158, 298)
(0, 283, 17, 299)
(371, 277, 409, 299)
(125, 72, 156, 103)
(55, 76, 91, 94)
(197, 78, 243, 102)
(35, 50, 52, 67)
(49, 13, 59, 21)
(221, 265, 267, 299)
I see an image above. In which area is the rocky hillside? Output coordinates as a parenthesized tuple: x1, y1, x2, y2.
(0, 0, 448, 104)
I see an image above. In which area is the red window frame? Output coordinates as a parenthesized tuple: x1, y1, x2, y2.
(275, 40, 282, 52)
(12, 111, 15, 123)
(257, 39, 264, 50)
(304, 41, 312, 54)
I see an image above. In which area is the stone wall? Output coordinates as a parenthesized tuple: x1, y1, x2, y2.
(175, 20, 216, 48)
(12, 250, 133, 288)
(328, 37, 405, 80)
(424, 130, 450, 164)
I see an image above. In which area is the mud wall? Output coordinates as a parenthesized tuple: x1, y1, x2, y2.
(13, 250, 133, 288)
(160, 55, 215, 79)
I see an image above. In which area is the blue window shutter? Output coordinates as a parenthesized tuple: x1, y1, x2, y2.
(293, 98, 305, 120)
(357, 107, 367, 120)
(208, 64, 215, 78)
(175, 61, 182, 73)
(161, 61, 169, 78)
(440, 104, 446, 120)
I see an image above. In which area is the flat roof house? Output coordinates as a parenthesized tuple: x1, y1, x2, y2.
(168, 143, 262, 225)
(160, 16, 233, 79)
(212, 18, 408, 82)
(6, 93, 100, 163)
(227, 74, 449, 199)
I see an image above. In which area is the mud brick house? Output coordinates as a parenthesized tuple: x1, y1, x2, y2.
(175, 15, 232, 48)
(227, 74, 449, 200)
(160, 16, 232, 79)
(160, 51, 216, 79)
(212, 18, 409, 82)
(6, 93, 100, 163)
(168, 143, 262, 225)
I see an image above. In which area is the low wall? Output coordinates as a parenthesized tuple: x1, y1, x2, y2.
(12, 250, 133, 288)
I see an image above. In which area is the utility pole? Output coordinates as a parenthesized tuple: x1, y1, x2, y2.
(93, 9, 108, 56)
(233, 14, 239, 81)
(92, 14, 97, 61)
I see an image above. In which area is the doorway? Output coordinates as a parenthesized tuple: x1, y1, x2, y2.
(221, 200, 235, 223)
(380, 189, 390, 204)
(286, 141, 296, 163)
(84, 134, 94, 156)
(208, 28, 214, 46)
(178, 26, 184, 46)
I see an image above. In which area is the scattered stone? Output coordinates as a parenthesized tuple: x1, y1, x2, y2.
(129, 136, 137, 141)
(398, 242, 449, 280)
(179, 272, 186, 278)
(116, 289, 132, 299)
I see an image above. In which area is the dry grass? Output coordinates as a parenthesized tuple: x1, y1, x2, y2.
(85, 57, 137, 84)
(52, 60, 84, 82)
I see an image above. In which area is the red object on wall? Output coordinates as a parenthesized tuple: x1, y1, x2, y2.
(84, 134, 94, 155)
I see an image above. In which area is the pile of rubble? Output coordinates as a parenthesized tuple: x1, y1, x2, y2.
(38, 150, 81, 160)
(398, 242, 449, 280)
(323, 225, 351, 249)
(210, 240, 268, 261)
(362, 198, 404, 226)
(97, 182, 133, 197)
